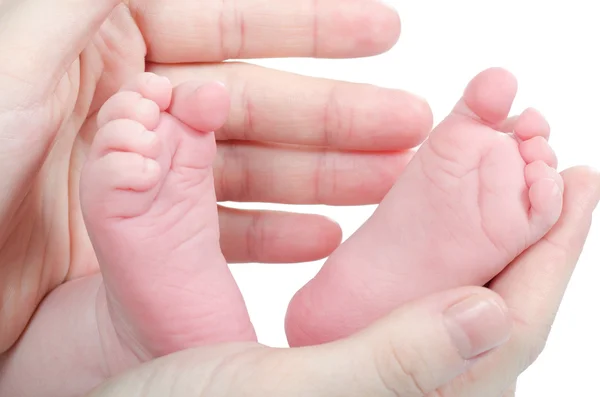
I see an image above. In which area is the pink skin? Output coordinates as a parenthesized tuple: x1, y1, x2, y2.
(285, 68, 564, 346)
(0, 74, 259, 396)
(80, 73, 256, 359)
(0, 68, 562, 397)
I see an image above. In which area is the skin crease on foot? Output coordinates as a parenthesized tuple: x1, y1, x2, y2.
(80, 74, 256, 359)
(0, 74, 255, 397)
(0, 67, 557, 397)
(4, 1, 595, 397)
(285, 67, 564, 347)
(0, 0, 428, 361)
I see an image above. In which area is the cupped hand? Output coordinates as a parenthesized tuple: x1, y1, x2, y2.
(438, 166, 600, 396)
(88, 286, 513, 397)
(86, 166, 600, 397)
(0, 0, 431, 353)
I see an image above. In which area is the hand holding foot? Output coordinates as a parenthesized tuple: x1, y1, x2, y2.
(86, 167, 600, 397)
(0, 0, 423, 357)
(0, 74, 254, 397)
(89, 287, 514, 397)
(286, 68, 564, 346)
(80, 73, 255, 359)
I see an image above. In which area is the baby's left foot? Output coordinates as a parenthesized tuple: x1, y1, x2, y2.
(80, 73, 255, 360)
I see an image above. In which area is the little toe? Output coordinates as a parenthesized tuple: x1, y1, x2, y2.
(80, 151, 162, 219)
(97, 92, 161, 131)
(513, 108, 551, 141)
(93, 152, 161, 192)
(453, 67, 518, 124)
(519, 136, 558, 168)
(92, 119, 161, 160)
(525, 160, 564, 192)
(120, 72, 173, 111)
(169, 81, 230, 133)
(528, 177, 563, 232)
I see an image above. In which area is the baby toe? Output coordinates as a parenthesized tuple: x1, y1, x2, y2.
(120, 72, 173, 111)
(91, 119, 161, 160)
(169, 81, 230, 133)
(525, 160, 564, 192)
(97, 92, 161, 131)
(455, 67, 518, 124)
(513, 108, 550, 141)
(94, 152, 161, 192)
(528, 177, 563, 233)
(81, 151, 162, 220)
(519, 136, 558, 168)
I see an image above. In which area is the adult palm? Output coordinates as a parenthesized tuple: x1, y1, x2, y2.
(0, 0, 431, 353)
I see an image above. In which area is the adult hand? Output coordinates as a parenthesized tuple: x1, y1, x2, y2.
(0, 0, 431, 353)
(86, 166, 600, 396)
(88, 287, 512, 397)
(437, 166, 600, 395)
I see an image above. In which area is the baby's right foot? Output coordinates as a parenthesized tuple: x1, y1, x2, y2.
(80, 73, 255, 364)
(286, 68, 563, 346)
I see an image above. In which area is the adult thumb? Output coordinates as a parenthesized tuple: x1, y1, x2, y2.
(321, 286, 512, 396)
(87, 287, 512, 397)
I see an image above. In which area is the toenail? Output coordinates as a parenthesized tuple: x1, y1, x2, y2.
(546, 179, 562, 196)
(137, 100, 159, 118)
(143, 158, 160, 174)
(141, 130, 158, 145)
(152, 74, 170, 85)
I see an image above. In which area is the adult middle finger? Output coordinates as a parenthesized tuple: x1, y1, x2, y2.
(149, 62, 433, 151)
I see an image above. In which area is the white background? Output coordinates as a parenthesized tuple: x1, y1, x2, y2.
(230, 1, 600, 395)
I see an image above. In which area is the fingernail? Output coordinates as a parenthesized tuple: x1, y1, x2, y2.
(443, 295, 511, 359)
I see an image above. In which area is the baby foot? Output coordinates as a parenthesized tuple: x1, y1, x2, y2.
(80, 73, 255, 360)
(285, 68, 563, 346)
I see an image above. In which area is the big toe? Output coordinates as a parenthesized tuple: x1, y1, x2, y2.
(453, 67, 518, 124)
(169, 81, 230, 133)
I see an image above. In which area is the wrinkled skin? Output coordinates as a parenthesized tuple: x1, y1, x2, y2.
(87, 167, 600, 397)
(0, 2, 149, 350)
(0, 0, 431, 353)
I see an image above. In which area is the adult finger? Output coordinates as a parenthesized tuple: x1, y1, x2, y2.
(0, 0, 120, 100)
(149, 62, 433, 151)
(440, 166, 600, 396)
(316, 287, 511, 397)
(130, 0, 400, 62)
(87, 287, 512, 397)
(214, 142, 413, 205)
(218, 206, 342, 263)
